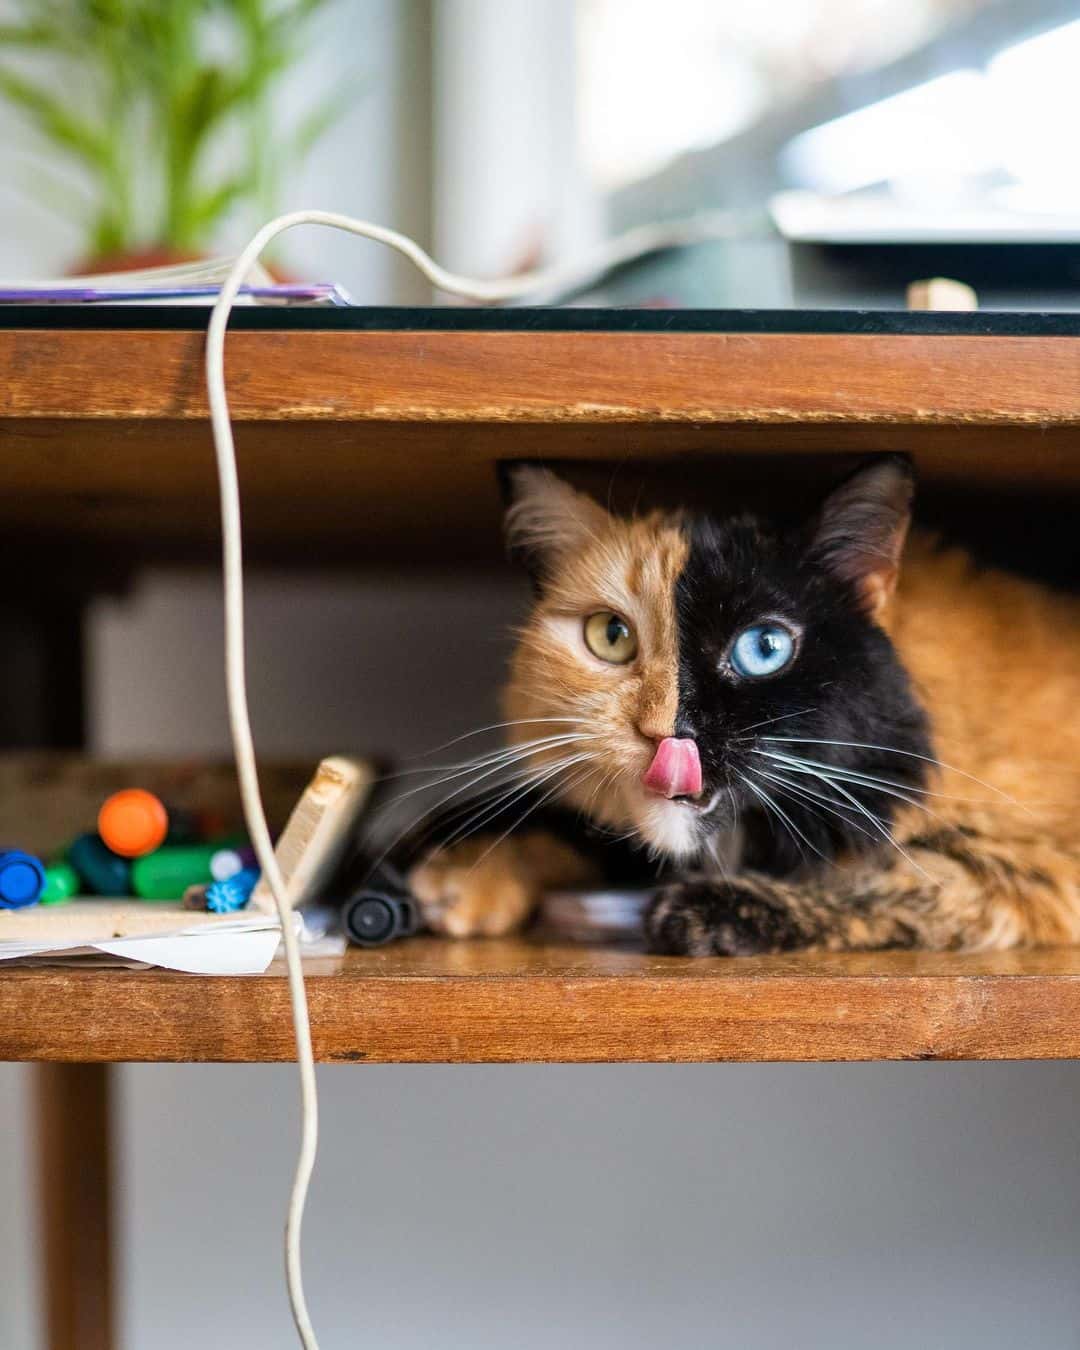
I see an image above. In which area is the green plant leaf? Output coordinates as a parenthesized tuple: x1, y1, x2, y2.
(177, 67, 233, 148)
(0, 23, 67, 47)
(187, 174, 251, 232)
(0, 67, 111, 167)
(2, 0, 352, 256)
(91, 206, 127, 258)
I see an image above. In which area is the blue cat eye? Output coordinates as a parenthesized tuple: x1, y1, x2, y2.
(730, 623, 796, 678)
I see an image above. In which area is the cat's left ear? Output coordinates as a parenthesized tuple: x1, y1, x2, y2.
(808, 456, 915, 620)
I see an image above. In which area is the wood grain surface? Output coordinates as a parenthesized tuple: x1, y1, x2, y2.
(5, 328, 1080, 428)
(1, 328, 1078, 563)
(35, 1063, 114, 1350)
(5, 939, 1080, 1063)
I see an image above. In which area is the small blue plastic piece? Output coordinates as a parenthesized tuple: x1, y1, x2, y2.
(0, 850, 46, 909)
(205, 867, 260, 914)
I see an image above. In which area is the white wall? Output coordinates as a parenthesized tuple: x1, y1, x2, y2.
(87, 570, 524, 761)
(281, 0, 433, 304)
(433, 0, 599, 277)
(118, 1061, 1080, 1350)
(0, 1064, 36, 1350)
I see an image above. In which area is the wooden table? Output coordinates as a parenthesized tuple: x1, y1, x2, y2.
(2, 305, 1079, 1350)
(7, 940, 1080, 1064)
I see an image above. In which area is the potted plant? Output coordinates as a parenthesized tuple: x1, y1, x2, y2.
(0, 0, 352, 273)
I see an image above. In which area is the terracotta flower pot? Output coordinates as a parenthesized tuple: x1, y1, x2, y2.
(70, 247, 205, 276)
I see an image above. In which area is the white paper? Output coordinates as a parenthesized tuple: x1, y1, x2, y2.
(0, 912, 284, 974)
(0, 901, 345, 974)
(93, 927, 285, 974)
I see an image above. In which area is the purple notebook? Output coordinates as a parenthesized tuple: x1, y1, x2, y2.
(0, 283, 352, 306)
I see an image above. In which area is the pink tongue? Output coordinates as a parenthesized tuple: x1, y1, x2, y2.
(642, 737, 703, 799)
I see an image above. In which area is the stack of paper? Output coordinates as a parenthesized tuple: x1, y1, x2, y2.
(0, 900, 285, 974)
(0, 256, 353, 306)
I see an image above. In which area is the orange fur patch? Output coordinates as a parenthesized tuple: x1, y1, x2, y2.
(409, 831, 596, 936)
(411, 501, 694, 938)
(888, 533, 1080, 945)
(503, 509, 690, 847)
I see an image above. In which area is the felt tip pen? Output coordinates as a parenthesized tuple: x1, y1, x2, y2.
(204, 867, 260, 914)
(340, 864, 421, 948)
(41, 861, 80, 905)
(69, 834, 132, 897)
(209, 845, 258, 883)
(132, 845, 218, 901)
(0, 850, 46, 909)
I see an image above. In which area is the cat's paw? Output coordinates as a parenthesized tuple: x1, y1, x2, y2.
(408, 838, 537, 937)
(644, 880, 805, 957)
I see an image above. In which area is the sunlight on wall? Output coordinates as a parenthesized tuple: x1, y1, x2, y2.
(576, 0, 973, 188)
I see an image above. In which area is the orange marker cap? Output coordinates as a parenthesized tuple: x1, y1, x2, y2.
(97, 789, 169, 858)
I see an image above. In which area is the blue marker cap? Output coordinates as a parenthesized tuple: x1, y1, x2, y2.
(205, 867, 260, 914)
(0, 850, 46, 909)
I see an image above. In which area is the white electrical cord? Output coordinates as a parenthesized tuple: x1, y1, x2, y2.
(205, 205, 755, 1348)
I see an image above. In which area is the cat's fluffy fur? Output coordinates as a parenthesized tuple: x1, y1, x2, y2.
(408, 459, 1080, 954)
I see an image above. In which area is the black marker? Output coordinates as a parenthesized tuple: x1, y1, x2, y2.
(341, 862, 421, 948)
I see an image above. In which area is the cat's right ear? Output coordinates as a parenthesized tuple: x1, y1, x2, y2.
(500, 465, 610, 584)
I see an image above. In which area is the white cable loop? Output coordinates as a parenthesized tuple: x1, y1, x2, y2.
(205, 206, 756, 1348)
(206, 210, 567, 1350)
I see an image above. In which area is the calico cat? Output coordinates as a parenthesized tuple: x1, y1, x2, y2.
(405, 457, 1080, 955)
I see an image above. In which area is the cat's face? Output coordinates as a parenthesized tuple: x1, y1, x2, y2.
(503, 458, 931, 864)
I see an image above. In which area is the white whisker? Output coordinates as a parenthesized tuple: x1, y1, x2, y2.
(737, 769, 829, 865)
(366, 761, 547, 873)
(754, 767, 877, 844)
(761, 736, 1031, 812)
(465, 763, 596, 876)
(420, 718, 585, 756)
(384, 735, 596, 803)
(755, 750, 956, 833)
(379, 733, 600, 787)
(734, 707, 818, 737)
(756, 748, 994, 806)
(365, 740, 591, 875)
(437, 753, 594, 853)
(755, 755, 932, 880)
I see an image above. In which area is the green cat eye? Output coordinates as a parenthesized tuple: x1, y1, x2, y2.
(584, 611, 638, 664)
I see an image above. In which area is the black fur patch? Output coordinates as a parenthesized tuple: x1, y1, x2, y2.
(673, 498, 932, 873)
(645, 880, 808, 956)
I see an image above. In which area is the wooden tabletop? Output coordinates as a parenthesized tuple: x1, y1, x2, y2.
(2, 324, 1079, 565)
(5, 938, 1080, 1064)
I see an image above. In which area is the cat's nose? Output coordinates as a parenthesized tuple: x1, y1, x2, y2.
(642, 737, 703, 799)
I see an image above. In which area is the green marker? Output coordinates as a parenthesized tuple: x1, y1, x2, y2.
(132, 845, 217, 901)
(41, 861, 80, 905)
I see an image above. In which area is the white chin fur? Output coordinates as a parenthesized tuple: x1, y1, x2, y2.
(635, 796, 701, 860)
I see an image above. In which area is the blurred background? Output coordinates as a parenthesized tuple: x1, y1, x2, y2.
(3, 3, 1080, 1348)
(5, 0, 1080, 306)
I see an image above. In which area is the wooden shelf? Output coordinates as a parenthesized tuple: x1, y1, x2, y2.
(4, 938, 1080, 1063)
(3, 317, 1078, 1066)
(3, 323, 1080, 564)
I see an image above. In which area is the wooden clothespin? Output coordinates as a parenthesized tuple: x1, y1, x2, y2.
(906, 277, 978, 311)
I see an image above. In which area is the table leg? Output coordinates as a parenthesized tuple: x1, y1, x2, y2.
(34, 1063, 115, 1350)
